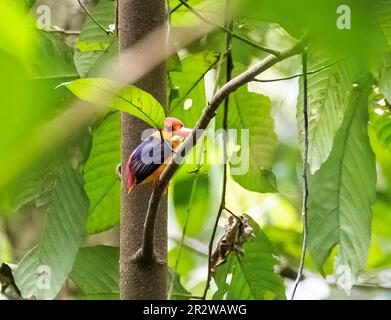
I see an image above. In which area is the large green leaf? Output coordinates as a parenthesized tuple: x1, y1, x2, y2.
(74, 0, 117, 78)
(74, 41, 118, 78)
(376, 0, 391, 51)
(76, 0, 115, 52)
(62, 78, 166, 129)
(84, 112, 120, 234)
(228, 87, 278, 193)
(13, 163, 89, 299)
(297, 46, 359, 174)
(213, 215, 286, 300)
(0, 168, 55, 217)
(308, 79, 376, 293)
(70, 245, 119, 299)
(27, 31, 78, 79)
(169, 51, 219, 127)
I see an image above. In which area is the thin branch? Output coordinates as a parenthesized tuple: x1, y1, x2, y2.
(77, 0, 113, 35)
(171, 294, 204, 299)
(37, 27, 81, 36)
(166, 0, 172, 47)
(291, 48, 309, 300)
(251, 60, 341, 83)
(178, 0, 281, 56)
(171, 0, 189, 13)
(169, 235, 208, 256)
(139, 37, 307, 263)
(202, 7, 233, 299)
(115, 0, 119, 37)
(223, 207, 239, 219)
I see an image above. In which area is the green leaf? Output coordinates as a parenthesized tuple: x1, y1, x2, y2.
(27, 31, 78, 79)
(70, 247, 187, 300)
(308, 79, 376, 294)
(13, 163, 89, 299)
(170, 0, 225, 27)
(376, 0, 391, 51)
(228, 87, 278, 193)
(74, 41, 118, 78)
(12, 246, 39, 298)
(76, 0, 114, 52)
(74, 0, 117, 78)
(0, 162, 56, 216)
(167, 52, 182, 73)
(168, 268, 192, 300)
(370, 103, 391, 152)
(379, 63, 391, 104)
(169, 51, 220, 127)
(84, 112, 120, 234)
(297, 47, 359, 174)
(74, 50, 102, 78)
(62, 78, 166, 129)
(70, 246, 119, 298)
(213, 215, 286, 300)
(171, 0, 225, 27)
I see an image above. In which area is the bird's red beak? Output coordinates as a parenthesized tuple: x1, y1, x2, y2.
(172, 127, 192, 139)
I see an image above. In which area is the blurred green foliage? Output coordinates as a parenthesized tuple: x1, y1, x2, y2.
(0, 0, 391, 301)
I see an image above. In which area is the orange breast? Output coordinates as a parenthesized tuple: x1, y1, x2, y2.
(141, 163, 167, 184)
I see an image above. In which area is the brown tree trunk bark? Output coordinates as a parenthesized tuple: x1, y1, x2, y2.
(118, 0, 167, 300)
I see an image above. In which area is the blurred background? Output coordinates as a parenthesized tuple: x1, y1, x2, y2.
(0, 0, 391, 300)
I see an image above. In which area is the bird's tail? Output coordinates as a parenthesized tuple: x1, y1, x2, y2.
(126, 159, 136, 194)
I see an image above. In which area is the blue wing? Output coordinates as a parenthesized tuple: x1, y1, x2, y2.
(128, 135, 172, 184)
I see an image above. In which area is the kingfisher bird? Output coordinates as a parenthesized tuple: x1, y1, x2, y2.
(117, 117, 192, 194)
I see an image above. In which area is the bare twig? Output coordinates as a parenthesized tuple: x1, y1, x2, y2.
(202, 7, 233, 299)
(224, 207, 239, 219)
(169, 235, 208, 256)
(37, 27, 81, 36)
(251, 60, 341, 83)
(77, 0, 112, 35)
(171, 294, 204, 299)
(166, 0, 172, 47)
(115, 0, 118, 37)
(136, 37, 306, 262)
(178, 0, 281, 56)
(291, 48, 309, 300)
(171, 0, 189, 13)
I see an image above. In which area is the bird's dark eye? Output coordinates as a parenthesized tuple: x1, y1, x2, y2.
(164, 124, 174, 132)
(172, 123, 183, 131)
(164, 118, 184, 131)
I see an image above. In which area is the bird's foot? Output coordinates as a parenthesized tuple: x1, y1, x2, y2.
(116, 163, 122, 180)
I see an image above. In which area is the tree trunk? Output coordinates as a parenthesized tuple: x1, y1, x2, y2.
(118, 0, 167, 300)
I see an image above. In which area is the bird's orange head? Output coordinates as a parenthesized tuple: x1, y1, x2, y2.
(162, 117, 192, 140)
